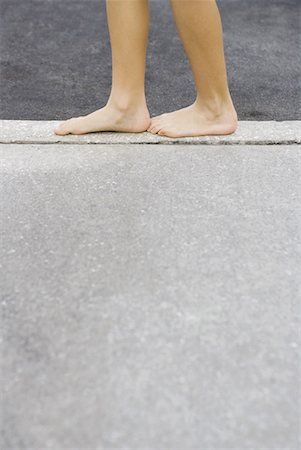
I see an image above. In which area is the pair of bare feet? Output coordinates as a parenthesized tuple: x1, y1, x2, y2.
(54, 98, 237, 138)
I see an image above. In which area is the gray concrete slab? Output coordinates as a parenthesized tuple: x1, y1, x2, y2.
(0, 0, 300, 121)
(1, 143, 300, 449)
(1, 120, 301, 145)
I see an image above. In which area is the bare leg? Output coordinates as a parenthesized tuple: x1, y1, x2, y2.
(55, 0, 150, 136)
(148, 0, 237, 137)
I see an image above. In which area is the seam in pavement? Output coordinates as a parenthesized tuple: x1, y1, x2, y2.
(0, 120, 300, 145)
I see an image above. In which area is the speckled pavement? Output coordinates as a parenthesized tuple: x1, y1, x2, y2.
(1, 0, 300, 448)
(1, 120, 301, 145)
(1, 143, 300, 450)
(1, 0, 300, 121)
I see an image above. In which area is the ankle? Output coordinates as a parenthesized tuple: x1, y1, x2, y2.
(195, 93, 237, 119)
(107, 92, 148, 113)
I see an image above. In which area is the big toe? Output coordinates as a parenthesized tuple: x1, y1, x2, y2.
(148, 119, 163, 133)
(158, 127, 179, 138)
(54, 119, 75, 136)
(54, 123, 68, 136)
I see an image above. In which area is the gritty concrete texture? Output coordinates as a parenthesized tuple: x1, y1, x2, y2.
(0, 0, 300, 121)
(1, 120, 301, 145)
(1, 143, 300, 450)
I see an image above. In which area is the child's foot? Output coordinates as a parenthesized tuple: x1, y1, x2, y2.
(147, 100, 238, 138)
(54, 102, 150, 136)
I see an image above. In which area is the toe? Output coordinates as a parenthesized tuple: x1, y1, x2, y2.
(147, 122, 160, 133)
(54, 128, 67, 136)
(149, 123, 164, 134)
(54, 124, 66, 136)
(54, 119, 73, 136)
(158, 127, 179, 138)
(147, 118, 160, 132)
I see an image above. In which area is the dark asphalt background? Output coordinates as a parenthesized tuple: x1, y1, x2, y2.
(0, 0, 300, 121)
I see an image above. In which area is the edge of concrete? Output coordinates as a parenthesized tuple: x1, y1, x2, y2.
(0, 120, 300, 145)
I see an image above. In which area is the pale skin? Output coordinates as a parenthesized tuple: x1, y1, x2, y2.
(55, 0, 237, 138)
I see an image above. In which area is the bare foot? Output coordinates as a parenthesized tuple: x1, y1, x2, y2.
(147, 100, 238, 138)
(54, 102, 151, 136)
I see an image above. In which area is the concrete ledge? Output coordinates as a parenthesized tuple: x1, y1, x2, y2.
(0, 120, 300, 145)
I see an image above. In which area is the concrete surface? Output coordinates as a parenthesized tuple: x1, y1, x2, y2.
(1, 143, 300, 449)
(1, 120, 301, 145)
(1, 0, 300, 121)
